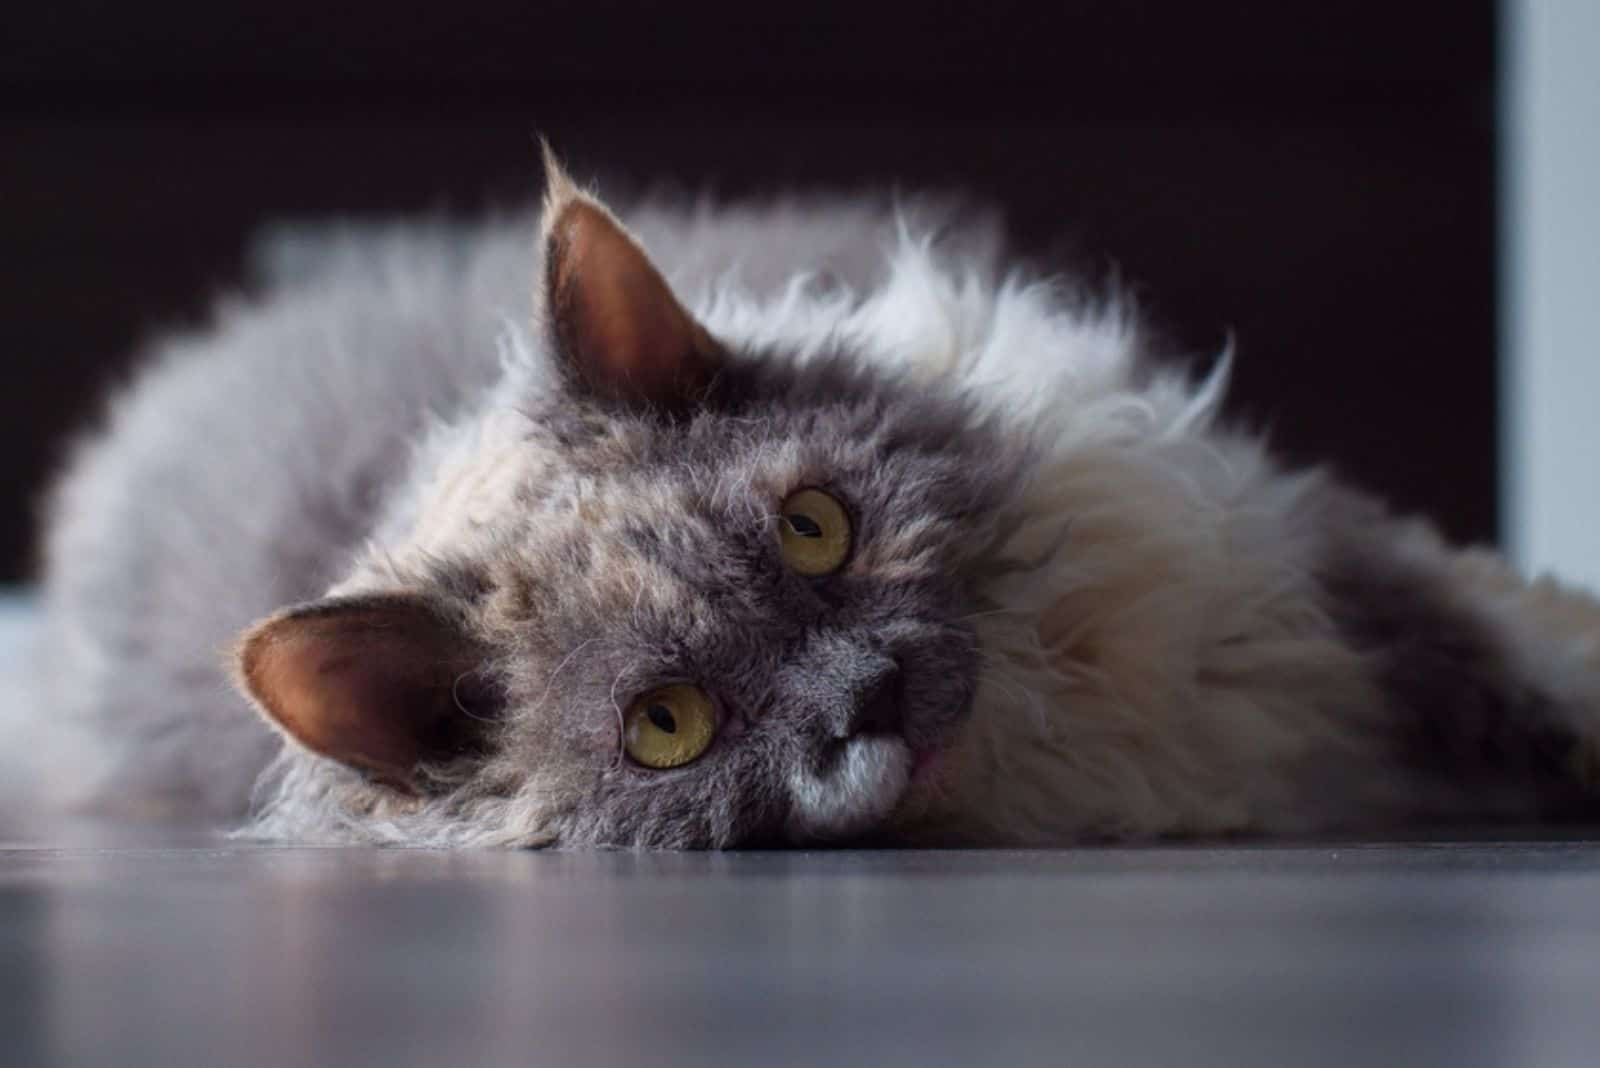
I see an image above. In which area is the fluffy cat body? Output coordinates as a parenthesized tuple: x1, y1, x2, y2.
(32, 160, 1600, 847)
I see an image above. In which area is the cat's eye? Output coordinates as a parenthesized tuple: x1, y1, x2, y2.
(623, 683, 718, 769)
(778, 488, 852, 576)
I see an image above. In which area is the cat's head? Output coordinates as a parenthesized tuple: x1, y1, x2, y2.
(233, 156, 1024, 847)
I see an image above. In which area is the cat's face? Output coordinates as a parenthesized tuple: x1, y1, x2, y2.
(236, 161, 1020, 847)
(466, 353, 1013, 846)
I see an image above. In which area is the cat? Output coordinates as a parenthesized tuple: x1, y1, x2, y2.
(29, 148, 1600, 848)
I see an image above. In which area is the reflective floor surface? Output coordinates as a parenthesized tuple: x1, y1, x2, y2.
(5, 839, 1600, 1067)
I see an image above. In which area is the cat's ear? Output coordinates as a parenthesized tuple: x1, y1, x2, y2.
(537, 146, 723, 413)
(234, 594, 494, 790)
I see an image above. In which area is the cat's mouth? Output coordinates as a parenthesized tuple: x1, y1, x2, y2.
(781, 734, 953, 841)
(780, 626, 978, 842)
(783, 734, 916, 840)
(909, 745, 944, 787)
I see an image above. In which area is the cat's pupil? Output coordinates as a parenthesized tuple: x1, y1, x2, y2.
(647, 705, 677, 734)
(786, 514, 823, 538)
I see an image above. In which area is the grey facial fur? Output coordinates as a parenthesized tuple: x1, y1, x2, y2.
(399, 350, 1016, 848)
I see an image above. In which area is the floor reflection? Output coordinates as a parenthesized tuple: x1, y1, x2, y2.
(2, 846, 1598, 1066)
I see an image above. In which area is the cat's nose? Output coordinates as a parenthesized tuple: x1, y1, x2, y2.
(847, 663, 903, 738)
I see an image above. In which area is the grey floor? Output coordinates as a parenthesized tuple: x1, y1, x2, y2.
(5, 838, 1600, 1067)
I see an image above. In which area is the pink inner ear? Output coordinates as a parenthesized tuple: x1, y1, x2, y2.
(237, 596, 482, 785)
(546, 198, 721, 410)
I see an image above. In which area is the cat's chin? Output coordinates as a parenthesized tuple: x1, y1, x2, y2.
(783, 735, 915, 841)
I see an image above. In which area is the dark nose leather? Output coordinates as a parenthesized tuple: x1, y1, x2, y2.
(850, 664, 903, 738)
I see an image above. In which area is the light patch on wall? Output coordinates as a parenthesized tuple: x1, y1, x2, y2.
(1503, 0, 1600, 591)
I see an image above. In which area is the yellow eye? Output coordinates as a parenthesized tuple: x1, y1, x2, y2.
(623, 683, 718, 769)
(778, 488, 852, 576)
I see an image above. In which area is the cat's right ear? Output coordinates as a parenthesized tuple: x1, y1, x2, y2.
(233, 594, 494, 791)
(536, 146, 724, 414)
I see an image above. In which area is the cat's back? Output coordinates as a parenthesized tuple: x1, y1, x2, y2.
(37, 217, 531, 816)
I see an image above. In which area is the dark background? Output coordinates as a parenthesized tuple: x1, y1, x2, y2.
(1, 1, 1498, 583)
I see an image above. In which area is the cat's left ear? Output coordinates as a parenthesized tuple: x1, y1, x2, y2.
(537, 147, 724, 413)
(233, 594, 494, 791)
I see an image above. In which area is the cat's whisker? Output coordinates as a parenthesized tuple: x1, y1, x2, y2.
(449, 671, 498, 723)
(608, 668, 629, 771)
(530, 636, 608, 716)
(976, 664, 1029, 711)
(951, 607, 1027, 624)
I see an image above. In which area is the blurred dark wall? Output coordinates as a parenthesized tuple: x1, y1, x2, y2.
(1, 1, 1497, 582)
